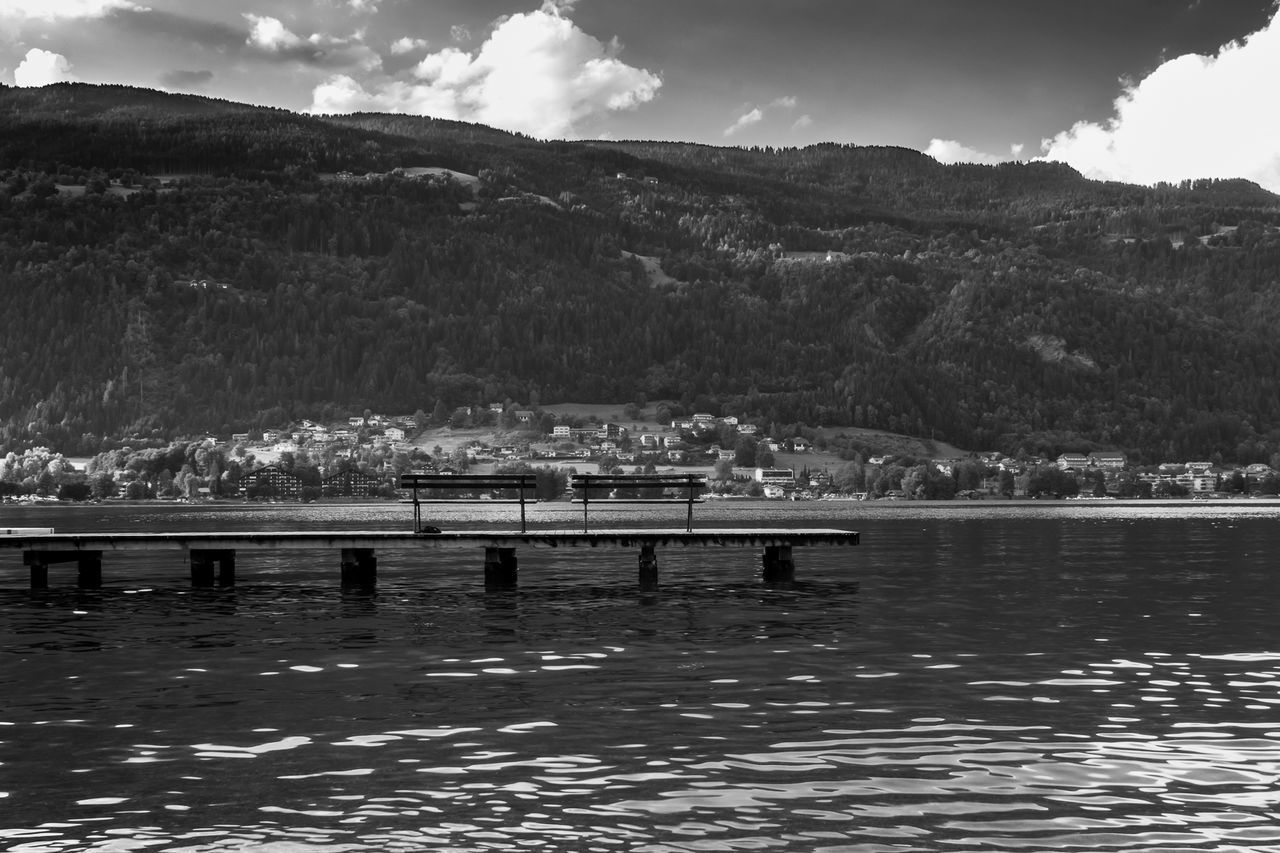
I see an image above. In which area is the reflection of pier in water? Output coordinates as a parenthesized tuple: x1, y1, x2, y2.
(1, 529, 859, 591)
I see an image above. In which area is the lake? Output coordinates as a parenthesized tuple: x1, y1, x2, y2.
(3, 500, 1280, 851)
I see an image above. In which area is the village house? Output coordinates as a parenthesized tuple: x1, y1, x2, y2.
(596, 423, 624, 440)
(321, 469, 384, 498)
(1089, 452, 1126, 469)
(1057, 453, 1089, 470)
(241, 465, 301, 499)
(790, 438, 812, 453)
(755, 467, 796, 486)
(552, 425, 571, 439)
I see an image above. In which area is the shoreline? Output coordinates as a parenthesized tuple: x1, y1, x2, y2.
(7, 496, 1280, 509)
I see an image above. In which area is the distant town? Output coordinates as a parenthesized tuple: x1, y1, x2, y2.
(3, 403, 1279, 503)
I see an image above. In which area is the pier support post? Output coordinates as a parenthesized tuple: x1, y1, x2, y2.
(762, 545, 795, 584)
(26, 555, 48, 589)
(638, 544, 659, 592)
(484, 547, 518, 591)
(191, 549, 236, 587)
(77, 553, 103, 589)
(23, 550, 103, 589)
(340, 548, 377, 590)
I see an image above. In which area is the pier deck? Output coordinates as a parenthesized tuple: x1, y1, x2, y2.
(0, 528, 858, 590)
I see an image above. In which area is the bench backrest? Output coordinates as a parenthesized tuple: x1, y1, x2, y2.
(570, 474, 707, 532)
(400, 474, 538, 492)
(400, 474, 537, 532)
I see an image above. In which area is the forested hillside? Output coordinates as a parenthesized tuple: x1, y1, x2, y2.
(2, 82, 1280, 462)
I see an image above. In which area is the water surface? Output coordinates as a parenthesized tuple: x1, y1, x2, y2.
(2, 502, 1279, 851)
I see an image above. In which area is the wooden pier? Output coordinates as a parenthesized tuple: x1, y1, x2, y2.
(0, 528, 858, 591)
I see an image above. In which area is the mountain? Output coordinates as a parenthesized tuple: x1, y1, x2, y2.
(2, 82, 1280, 462)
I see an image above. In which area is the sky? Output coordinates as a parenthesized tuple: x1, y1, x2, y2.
(3, 0, 1279, 191)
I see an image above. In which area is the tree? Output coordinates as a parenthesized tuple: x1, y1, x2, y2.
(1027, 466, 1079, 498)
(832, 460, 864, 493)
(733, 436, 757, 468)
(89, 472, 116, 500)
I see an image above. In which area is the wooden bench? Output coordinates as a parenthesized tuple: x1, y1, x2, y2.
(570, 473, 707, 533)
(399, 473, 538, 533)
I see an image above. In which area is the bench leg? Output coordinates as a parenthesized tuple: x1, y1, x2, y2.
(762, 545, 795, 584)
(638, 544, 659, 591)
(341, 548, 377, 590)
(484, 547, 518, 591)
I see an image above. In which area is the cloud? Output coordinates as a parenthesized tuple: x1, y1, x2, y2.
(245, 14, 306, 52)
(1, 0, 139, 20)
(390, 36, 429, 55)
(926, 138, 1011, 165)
(792, 114, 813, 131)
(1038, 8, 1280, 192)
(160, 69, 214, 90)
(308, 6, 661, 139)
(242, 13, 381, 71)
(723, 107, 763, 137)
(541, 0, 580, 14)
(450, 24, 471, 43)
(348, 0, 379, 11)
(14, 48, 77, 86)
(722, 95, 800, 137)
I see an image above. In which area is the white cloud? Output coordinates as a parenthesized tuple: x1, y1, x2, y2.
(245, 14, 306, 52)
(925, 138, 1008, 165)
(541, 0, 580, 14)
(450, 24, 472, 43)
(723, 107, 763, 137)
(722, 96, 800, 137)
(1039, 9, 1280, 192)
(241, 14, 380, 71)
(14, 48, 77, 86)
(0, 0, 138, 20)
(348, 0, 379, 11)
(390, 36, 429, 55)
(308, 6, 661, 139)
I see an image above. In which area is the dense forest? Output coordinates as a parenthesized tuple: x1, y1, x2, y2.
(2, 82, 1280, 463)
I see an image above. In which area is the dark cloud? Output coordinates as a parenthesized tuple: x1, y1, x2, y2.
(159, 69, 215, 90)
(103, 7, 246, 52)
